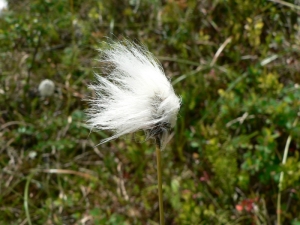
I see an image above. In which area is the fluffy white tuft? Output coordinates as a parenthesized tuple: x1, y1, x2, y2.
(86, 41, 181, 149)
(38, 79, 55, 97)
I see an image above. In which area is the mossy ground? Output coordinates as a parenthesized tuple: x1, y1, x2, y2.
(1, 0, 300, 224)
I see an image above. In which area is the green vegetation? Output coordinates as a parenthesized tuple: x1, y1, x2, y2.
(1, 0, 300, 224)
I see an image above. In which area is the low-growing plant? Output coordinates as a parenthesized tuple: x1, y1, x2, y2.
(1, 0, 300, 224)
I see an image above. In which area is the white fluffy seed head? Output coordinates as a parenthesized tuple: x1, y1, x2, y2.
(86, 41, 181, 149)
(0, 0, 7, 13)
(38, 79, 55, 97)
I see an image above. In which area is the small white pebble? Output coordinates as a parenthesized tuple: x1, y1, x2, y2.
(38, 79, 55, 97)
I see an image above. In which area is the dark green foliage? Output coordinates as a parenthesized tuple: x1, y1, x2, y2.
(1, 0, 300, 224)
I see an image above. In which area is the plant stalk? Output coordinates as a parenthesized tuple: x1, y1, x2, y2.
(24, 173, 34, 225)
(156, 143, 165, 225)
(277, 117, 298, 225)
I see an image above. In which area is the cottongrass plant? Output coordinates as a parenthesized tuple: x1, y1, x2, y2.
(38, 79, 55, 97)
(86, 41, 181, 224)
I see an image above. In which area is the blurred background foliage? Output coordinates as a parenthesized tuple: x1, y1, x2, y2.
(1, 0, 300, 224)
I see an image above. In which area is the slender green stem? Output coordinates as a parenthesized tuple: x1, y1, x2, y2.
(69, 0, 75, 45)
(277, 118, 298, 225)
(156, 143, 165, 225)
(24, 173, 34, 225)
(277, 191, 281, 225)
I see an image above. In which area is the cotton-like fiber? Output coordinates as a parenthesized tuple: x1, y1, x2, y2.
(86, 41, 181, 149)
(38, 79, 55, 97)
